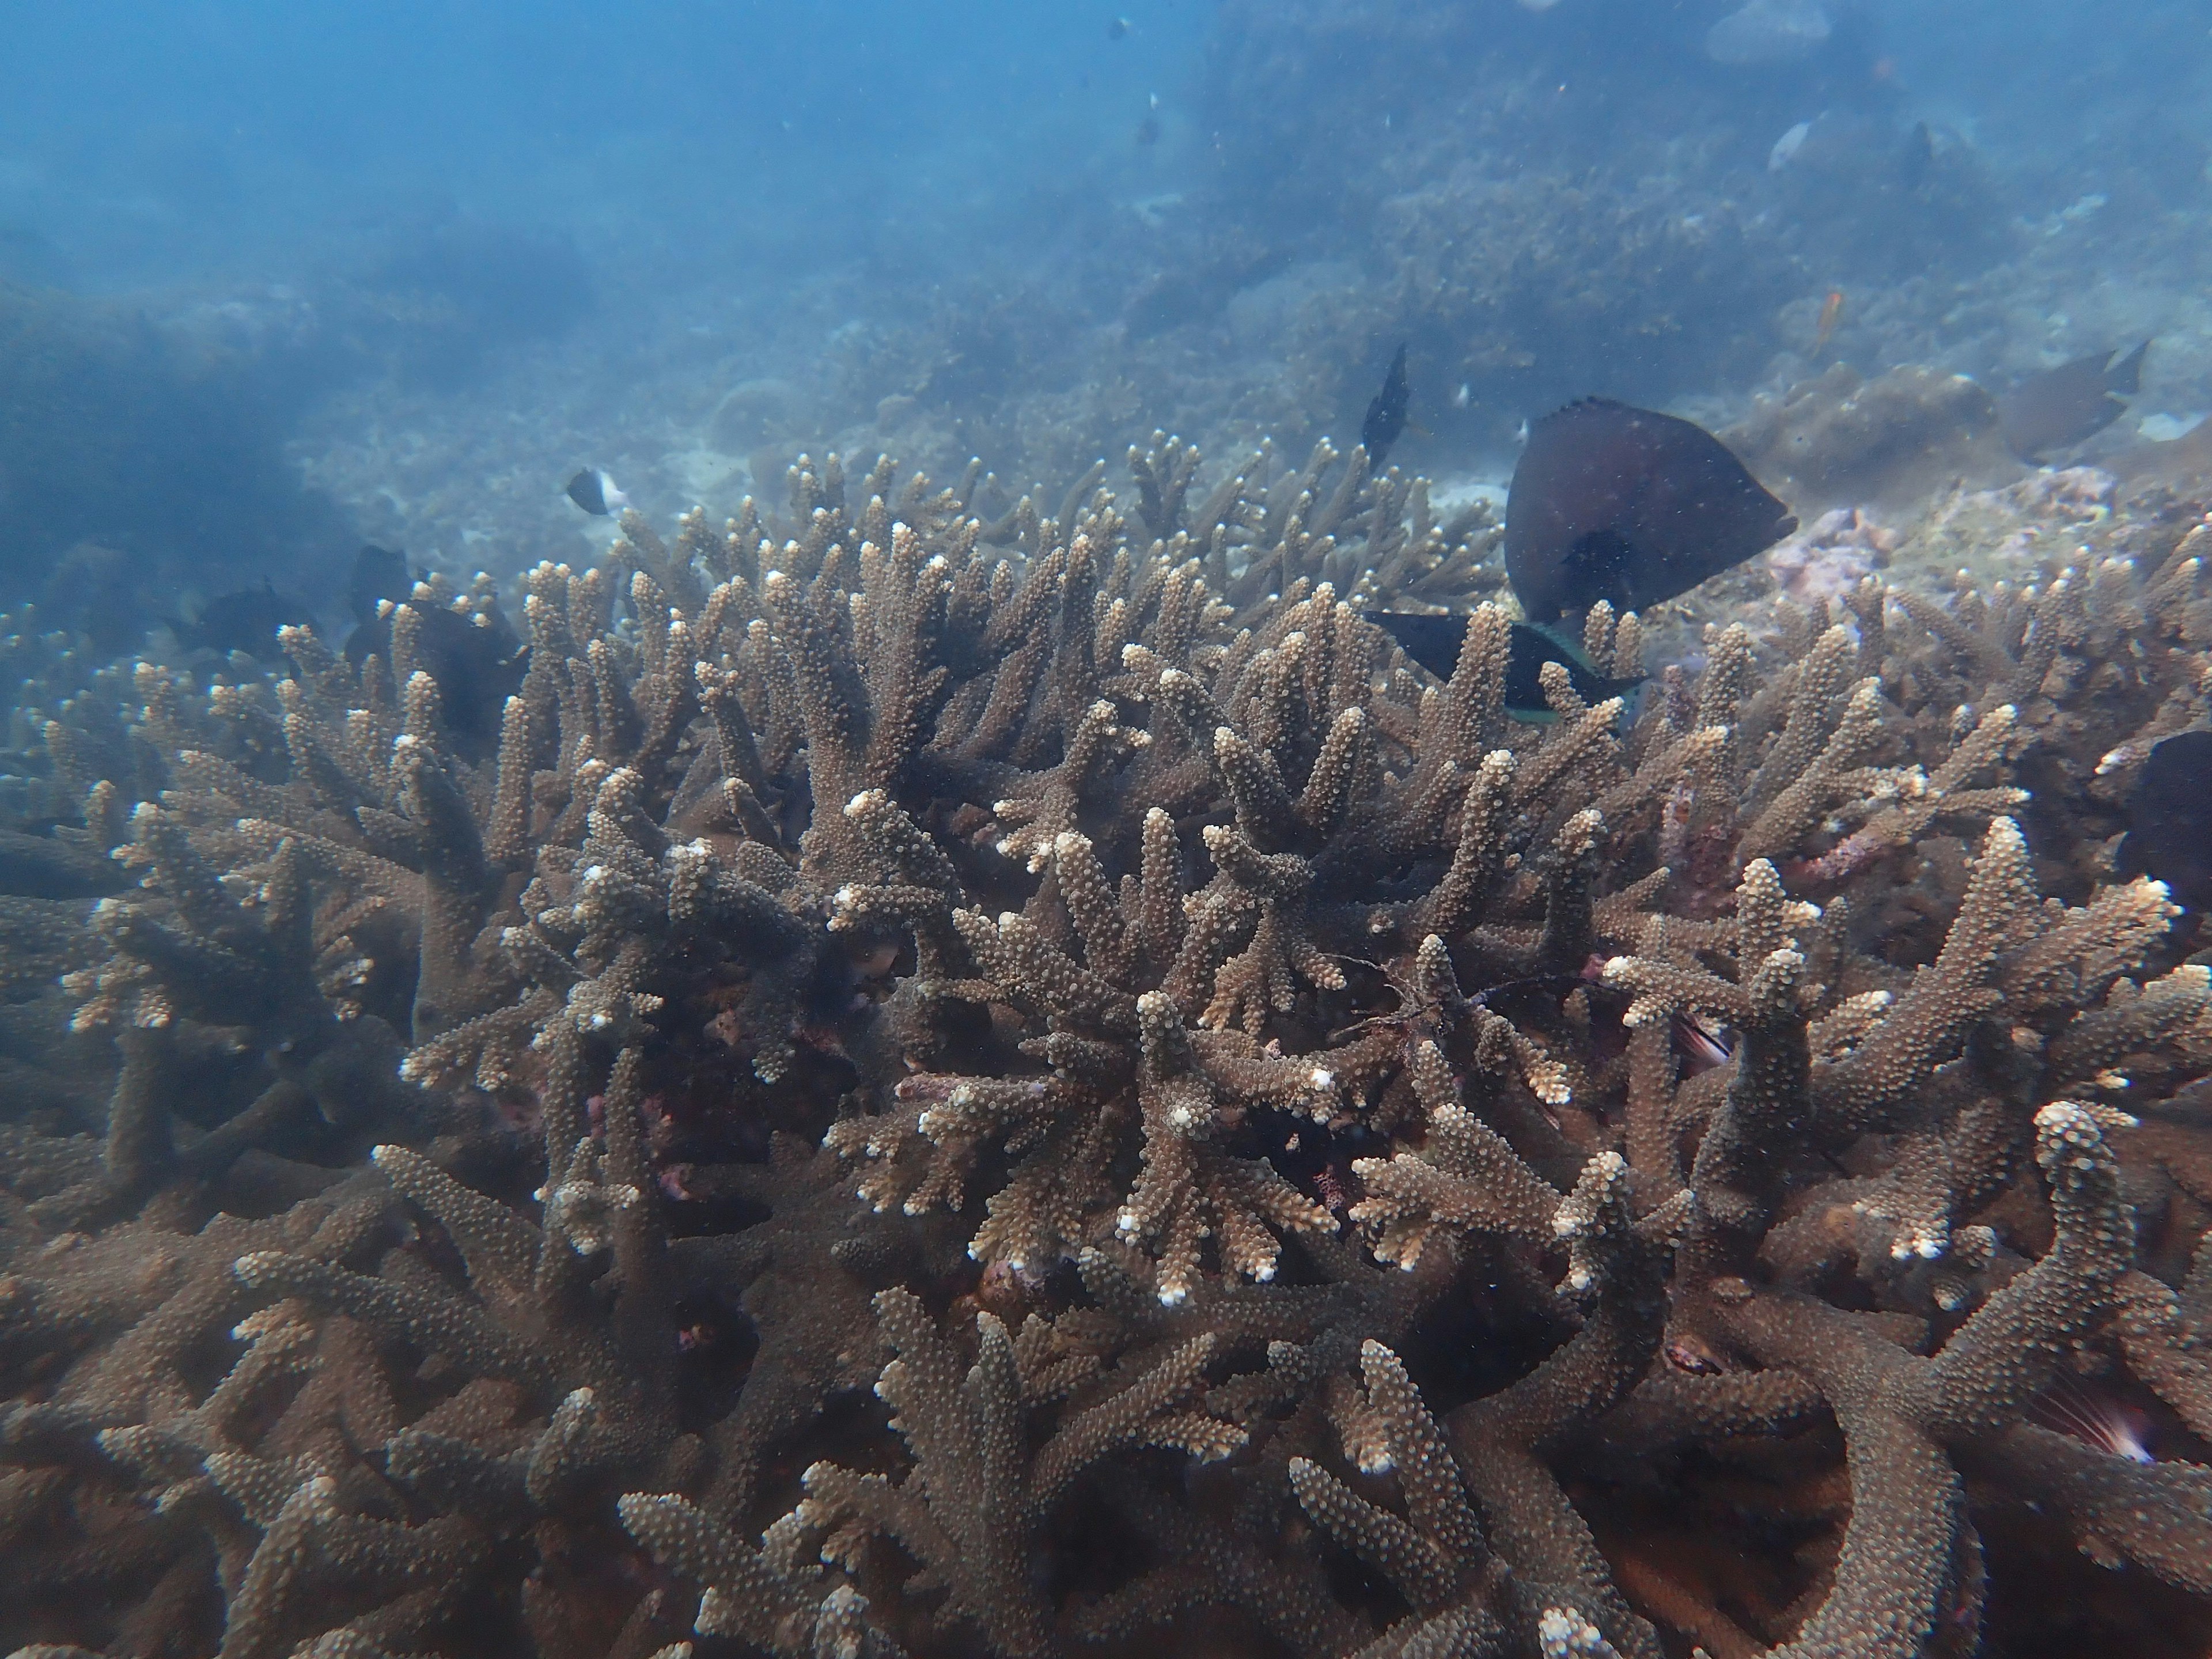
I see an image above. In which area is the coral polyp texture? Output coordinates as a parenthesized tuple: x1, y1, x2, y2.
(3, 437, 2212, 1659)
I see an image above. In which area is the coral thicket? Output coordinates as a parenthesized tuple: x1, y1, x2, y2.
(3, 435, 2211, 1659)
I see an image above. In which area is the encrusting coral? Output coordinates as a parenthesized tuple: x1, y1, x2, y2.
(3, 434, 2212, 1659)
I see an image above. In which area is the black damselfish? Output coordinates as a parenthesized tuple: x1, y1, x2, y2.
(2117, 728, 2212, 914)
(349, 544, 411, 627)
(1505, 397, 1796, 622)
(1364, 611, 1645, 722)
(342, 544, 527, 760)
(1998, 342, 2149, 461)
(166, 580, 313, 658)
(1362, 343, 1410, 471)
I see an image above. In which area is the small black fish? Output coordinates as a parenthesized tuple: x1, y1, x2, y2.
(349, 544, 412, 626)
(168, 579, 312, 658)
(1365, 612, 1645, 723)
(1107, 15, 1130, 39)
(1998, 342, 2149, 461)
(2117, 728, 2212, 913)
(1362, 344, 1410, 471)
(1505, 398, 1796, 622)
(565, 467, 631, 516)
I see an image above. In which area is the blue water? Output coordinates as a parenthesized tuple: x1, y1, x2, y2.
(0, 0, 2206, 623)
(0, 2, 1207, 287)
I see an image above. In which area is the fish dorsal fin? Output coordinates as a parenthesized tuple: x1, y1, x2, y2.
(1533, 395, 1630, 431)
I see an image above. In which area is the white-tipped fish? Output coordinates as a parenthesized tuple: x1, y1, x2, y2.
(565, 468, 631, 516)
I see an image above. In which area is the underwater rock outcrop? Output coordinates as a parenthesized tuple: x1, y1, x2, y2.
(1725, 365, 2022, 518)
(3, 438, 2212, 1659)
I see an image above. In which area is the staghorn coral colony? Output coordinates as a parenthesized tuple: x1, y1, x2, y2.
(1, 434, 2211, 1659)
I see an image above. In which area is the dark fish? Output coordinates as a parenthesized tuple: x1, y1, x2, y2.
(1107, 15, 1130, 39)
(2116, 728, 2212, 912)
(1365, 612, 1645, 723)
(1505, 398, 1796, 622)
(168, 579, 312, 658)
(346, 596, 527, 759)
(566, 467, 631, 516)
(1998, 342, 2149, 460)
(1362, 344, 1410, 471)
(1133, 113, 1162, 147)
(349, 544, 412, 626)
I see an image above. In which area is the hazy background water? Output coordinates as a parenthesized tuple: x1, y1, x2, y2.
(0, 0, 2206, 638)
(0, 2, 1205, 285)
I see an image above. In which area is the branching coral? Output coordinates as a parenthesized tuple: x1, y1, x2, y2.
(3, 439, 2211, 1659)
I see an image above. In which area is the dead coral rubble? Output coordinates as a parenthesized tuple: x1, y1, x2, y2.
(3, 450, 2212, 1659)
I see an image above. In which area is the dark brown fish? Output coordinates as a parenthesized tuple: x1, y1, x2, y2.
(1997, 342, 2147, 460)
(346, 594, 527, 760)
(2116, 728, 2212, 912)
(1505, 398, 1796, 622)
(168, 579, 312, 658)
(1362, 344, 1410, 471)
(349, 543, 412, 626)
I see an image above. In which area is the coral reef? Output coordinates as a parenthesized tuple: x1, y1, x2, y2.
(2, 437, 2211, 1659)
(1766, 507, 1901, 606)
